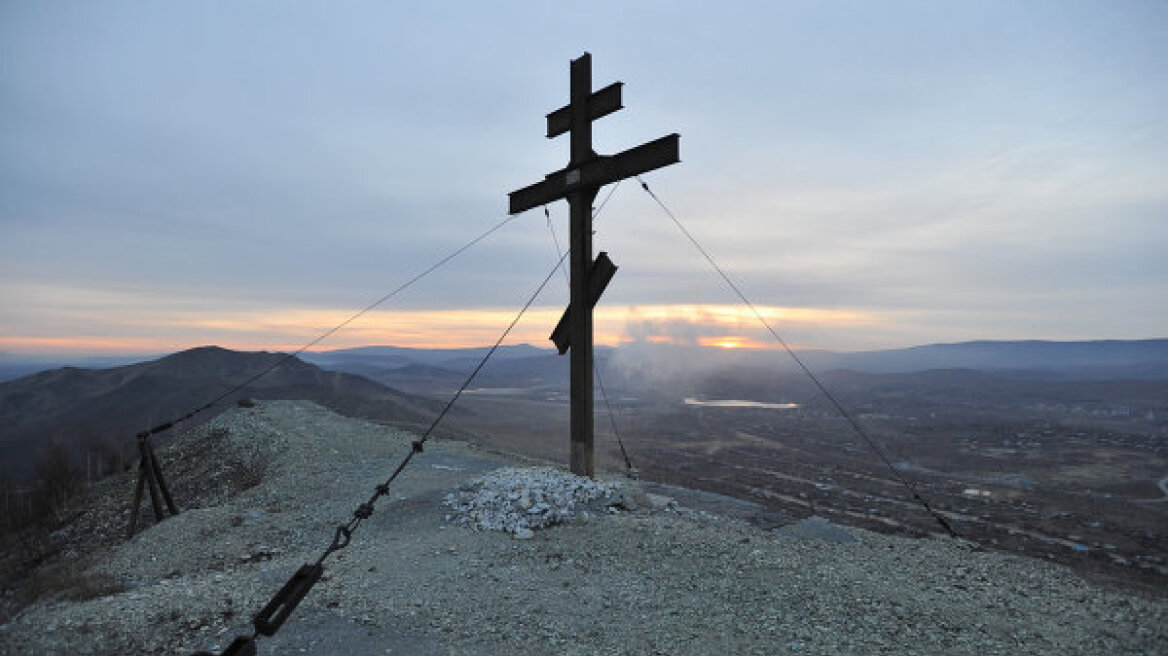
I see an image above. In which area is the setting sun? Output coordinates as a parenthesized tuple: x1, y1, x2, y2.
(697, 335, 773, 350)
(709, 338, 744, 349)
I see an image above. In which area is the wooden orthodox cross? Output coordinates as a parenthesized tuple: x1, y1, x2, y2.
(508, 53, 680, 477)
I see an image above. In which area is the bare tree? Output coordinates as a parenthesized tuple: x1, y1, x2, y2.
(0, 475, 34, 533)
(84, 435, 127, 482)
(34, 441, 80, 520)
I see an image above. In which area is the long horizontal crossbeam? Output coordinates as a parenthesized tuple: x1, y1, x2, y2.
(508, 133, 679, 215)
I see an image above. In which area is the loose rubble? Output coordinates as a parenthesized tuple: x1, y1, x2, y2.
(442, 467, 623, 534)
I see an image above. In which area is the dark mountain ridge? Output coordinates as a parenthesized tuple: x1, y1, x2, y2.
(4, 339, 1163, 480)
(0, 346, 440, 481)
(6, 339, 1162, 385)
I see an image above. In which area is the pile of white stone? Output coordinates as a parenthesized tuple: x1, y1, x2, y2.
(443, 467, 622, 536)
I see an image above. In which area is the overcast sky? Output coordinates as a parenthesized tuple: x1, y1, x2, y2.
(2, 1, 1165, 356)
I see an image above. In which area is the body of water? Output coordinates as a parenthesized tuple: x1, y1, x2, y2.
(684, 397, 800, 410)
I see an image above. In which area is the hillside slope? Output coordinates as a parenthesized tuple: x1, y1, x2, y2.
(1, 401, 1162, 655)
(0, 346, 441, 480)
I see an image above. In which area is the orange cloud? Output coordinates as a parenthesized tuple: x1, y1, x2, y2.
(697, 336, 772, 350)
(604, 304, 871, 327)
(0, 336, 183, 354)
(0, 302, 886, 355)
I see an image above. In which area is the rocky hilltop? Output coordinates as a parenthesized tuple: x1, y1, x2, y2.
(0, 346, 440, 481)
(1, 400, 1164, 655)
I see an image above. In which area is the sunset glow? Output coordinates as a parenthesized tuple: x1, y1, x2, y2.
(1, 4, 1163, 367)
(0, 302, 882, 356)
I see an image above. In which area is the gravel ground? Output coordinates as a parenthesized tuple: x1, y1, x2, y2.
(1, 400, 1164, 655)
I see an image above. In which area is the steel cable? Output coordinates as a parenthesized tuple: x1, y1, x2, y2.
(127, 211, 527, 448)
(195, 248, 568, 656)
(635, 175, 956, 538)
(544, 188, 637, 475)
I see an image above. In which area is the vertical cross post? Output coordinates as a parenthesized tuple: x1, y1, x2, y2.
(568, 55, 598, 477)
(508, 52, 680, 477)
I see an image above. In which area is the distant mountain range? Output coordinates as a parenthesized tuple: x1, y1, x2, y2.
(298, 344, 573, 394)
(4, 339, 1164, 385)
(0, 352, 158, 384)
(300, 344, 549, 368)
(0, 346, 441, 481)
(797, 339, 1168, 379)
(3, 339, 1164, 481)
(300, 339, 1168, 390)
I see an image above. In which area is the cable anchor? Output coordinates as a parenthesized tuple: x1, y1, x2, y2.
(253, 563, 324, 636)
(191, 635, 257, 656)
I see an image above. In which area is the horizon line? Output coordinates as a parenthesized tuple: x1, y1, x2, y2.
(3, 336, 1167, 364)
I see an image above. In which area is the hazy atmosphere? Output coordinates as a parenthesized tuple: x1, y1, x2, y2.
(3, 6, 1168, 651)
(2, 1, 1165, 356)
